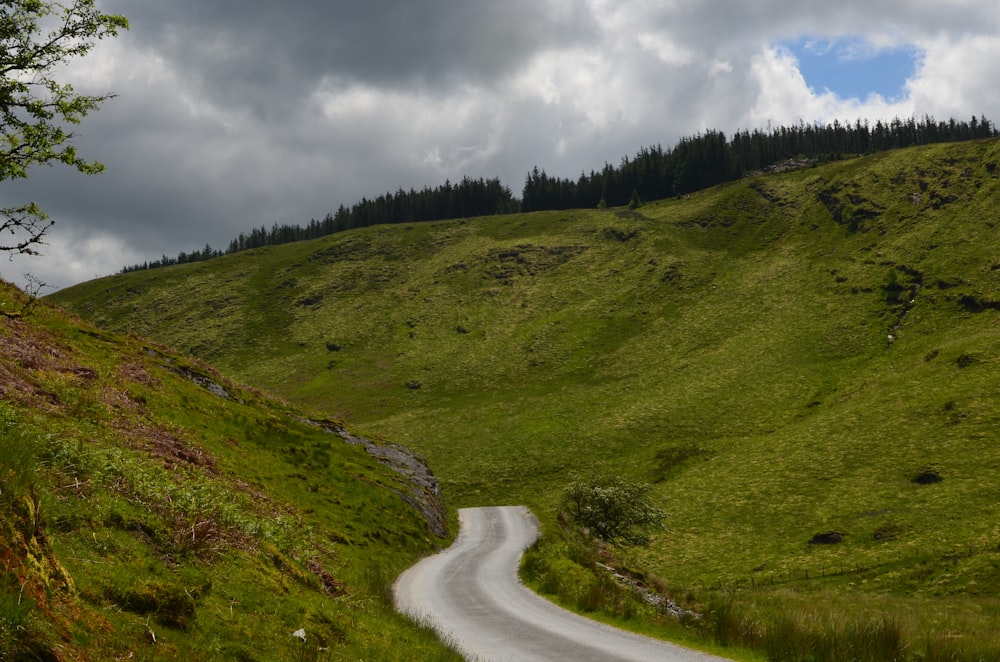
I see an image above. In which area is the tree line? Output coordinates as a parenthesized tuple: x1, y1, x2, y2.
(121, 115, 996, 274)
(523, 115, 997, 211)
(120, 176, 518, 272)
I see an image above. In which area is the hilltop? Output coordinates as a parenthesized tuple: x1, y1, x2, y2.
(52, 139, 1000, 658)
(0, 282, 459, 660)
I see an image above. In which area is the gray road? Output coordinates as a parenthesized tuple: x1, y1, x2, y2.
(393, 506, 731, 661)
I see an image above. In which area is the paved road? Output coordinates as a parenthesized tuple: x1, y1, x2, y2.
(393, 505, 731, 661)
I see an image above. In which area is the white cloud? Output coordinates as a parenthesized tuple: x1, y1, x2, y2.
(3, 0, 996, 291)
(907, 33, 1000, 120)
(637, 32, 695, 67)
(749, 45, 916, 128)
(2, 228, 142, 292)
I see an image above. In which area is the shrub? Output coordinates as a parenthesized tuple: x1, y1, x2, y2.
(108, 580, 202, 630)
(627, 190, 643, 210)
(560, 474, 665, 545)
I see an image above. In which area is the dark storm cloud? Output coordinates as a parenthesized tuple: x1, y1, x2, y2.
(2, 0, 997, 290)
(111, 0, 597, 114)
(641, 0, 997, 45)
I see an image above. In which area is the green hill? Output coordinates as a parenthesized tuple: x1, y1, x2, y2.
(52, 140, 1000, 658)
(0, 283, 458, 660)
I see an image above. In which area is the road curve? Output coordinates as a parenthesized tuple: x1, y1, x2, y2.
(393, 505, 731, 662)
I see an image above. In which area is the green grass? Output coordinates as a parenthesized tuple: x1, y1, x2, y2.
(50, 139, 1000, 658)
(0, 285, 463, 660)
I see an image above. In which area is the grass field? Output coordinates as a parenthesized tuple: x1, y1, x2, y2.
(51, 139, 1000, 658)
(0, 283, 461, 660)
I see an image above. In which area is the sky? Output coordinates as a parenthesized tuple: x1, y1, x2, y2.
(3, 0, 999, 291)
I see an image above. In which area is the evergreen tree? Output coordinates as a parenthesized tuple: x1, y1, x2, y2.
(119, 114, 997, 275)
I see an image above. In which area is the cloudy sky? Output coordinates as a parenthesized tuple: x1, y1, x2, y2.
(4, 0, 999, 291)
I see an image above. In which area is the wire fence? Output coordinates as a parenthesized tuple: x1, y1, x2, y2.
(681, 540, 1000, 593)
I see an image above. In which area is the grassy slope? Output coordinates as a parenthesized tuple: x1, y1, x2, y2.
(0, 283, 460, 660)
(53, 140, 1000, 653)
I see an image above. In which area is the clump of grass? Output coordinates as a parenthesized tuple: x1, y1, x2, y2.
(0, 403, 38, 505)
(704, 598, 908, 660)
(705, 595, 753, 649)
(763, 612, 903, 661)
(697, 593, 1000, 662)
(920, 635, 1000, 662)
(0, 585, 47, 661)
(107, 580, 202, 630)
(522, 533, 658, 622)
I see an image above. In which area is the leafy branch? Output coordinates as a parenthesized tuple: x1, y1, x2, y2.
(0, 0, 128, 256)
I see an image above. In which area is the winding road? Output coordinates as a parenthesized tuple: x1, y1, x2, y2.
(393, 506, 731, 661)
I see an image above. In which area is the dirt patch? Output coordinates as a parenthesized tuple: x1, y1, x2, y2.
(306, 558, 346, 596)
(117, 359, 159, 387)
(0, 316, 76, 408)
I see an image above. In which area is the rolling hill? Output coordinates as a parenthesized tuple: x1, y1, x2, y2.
(0, 283, 459, 660)
(51, 139, 1000, 658)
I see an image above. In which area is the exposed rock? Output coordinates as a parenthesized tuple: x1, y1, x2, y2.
(809, 531, 844, 545)
(298, 418, 448, 538)
(595, 563, 699, 620)
(176, 366, 244, 403)
(958, 294, 1000, 313)
(912, 470, 943, 485)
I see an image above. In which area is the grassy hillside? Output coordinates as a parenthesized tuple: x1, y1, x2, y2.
(53, 140, 1000, 658)
(0, 282, 459, 660)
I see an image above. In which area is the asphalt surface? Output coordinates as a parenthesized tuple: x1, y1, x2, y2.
(393, 505, 732, 661)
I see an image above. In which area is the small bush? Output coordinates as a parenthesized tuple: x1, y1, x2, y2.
(561, 474, 665, 545)
(108, 581, 199, 630)
(627, 190, 643, 210)
(882, 268, 906, 304)
(527, 547, 593, 605)
(522, 537, 649, 620)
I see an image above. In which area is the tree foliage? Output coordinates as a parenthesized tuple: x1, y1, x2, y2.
(121, 175, 520, 273)
(120, 113, 997, 275)
(0, 0, 128, 256)
(560, 474, 665, 545)
(522, 115, 998, 211)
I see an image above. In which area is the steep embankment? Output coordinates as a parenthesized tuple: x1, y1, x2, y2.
(0, 282, 459, 660)
(53, 140, 1000, 654)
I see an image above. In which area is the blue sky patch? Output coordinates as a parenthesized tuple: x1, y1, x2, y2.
(783, 37, 921, 101)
